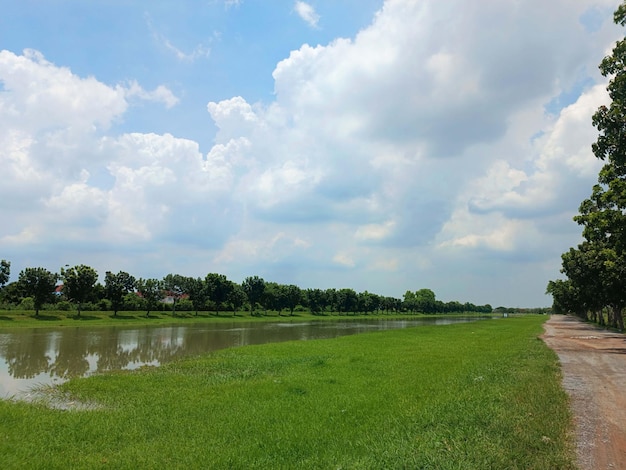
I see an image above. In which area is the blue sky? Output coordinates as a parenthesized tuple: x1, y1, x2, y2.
(0, 0, 623, 307)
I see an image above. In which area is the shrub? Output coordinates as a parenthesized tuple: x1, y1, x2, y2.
(56, 300, 73, 311)
(18, 297, 34, 311)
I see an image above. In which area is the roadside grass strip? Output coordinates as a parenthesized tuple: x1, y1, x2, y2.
(0, 316, 574, 469)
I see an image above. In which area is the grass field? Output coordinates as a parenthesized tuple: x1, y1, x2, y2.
(0, 309, 490, 329)
(0, 315, 574, 469)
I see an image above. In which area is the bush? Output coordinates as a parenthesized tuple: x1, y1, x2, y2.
(80, 302, 98, 312)
(56, 300, 73, 311)
(18, 297, 34, 311)
(176, 299, 194, 311)
(123, 293, 143, 311)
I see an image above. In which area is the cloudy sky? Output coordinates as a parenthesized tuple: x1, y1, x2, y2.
(0, 0, 623, 307)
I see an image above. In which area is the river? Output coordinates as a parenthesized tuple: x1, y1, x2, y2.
(0, 316, 491, 398)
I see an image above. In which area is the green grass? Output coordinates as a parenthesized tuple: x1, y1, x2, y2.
(0, 309, 489, 329)
(0, 315, 574, 469)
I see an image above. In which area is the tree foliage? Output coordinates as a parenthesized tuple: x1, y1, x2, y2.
(548, 1, 626, 330)
(0, 260, 10, 289)
(242, 276, 265, 315)
(162, 274, 187, 315)
(18, 267, 58, 316)
(61, 265, 98, 317)
(136, 278, 163, 317)
(105, 271, 136, 317)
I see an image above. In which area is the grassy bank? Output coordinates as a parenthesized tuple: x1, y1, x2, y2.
(0, 315, 573, 469)
(0, 309, 491, 329)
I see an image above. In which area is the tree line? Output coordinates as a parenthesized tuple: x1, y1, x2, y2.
(547, 3, 626, 330)
(0, 260, 493, 317)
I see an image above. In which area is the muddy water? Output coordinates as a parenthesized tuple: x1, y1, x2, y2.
(0, 316, 488, 398)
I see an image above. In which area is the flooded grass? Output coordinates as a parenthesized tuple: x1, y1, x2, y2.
(0, 309, 493, 329)
(0, 316, 574, 468)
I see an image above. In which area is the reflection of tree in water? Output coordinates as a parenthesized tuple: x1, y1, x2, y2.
(0, 321, 405, 385)
(127, 327, 187, 366)
(183, 326, 246, 356)
(90, 328, 132, 373)
(2, 330, 51, 379)
(49, 329, 90, 379)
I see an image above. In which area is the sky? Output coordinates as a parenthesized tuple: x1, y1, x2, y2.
(0, 0, 623, 308)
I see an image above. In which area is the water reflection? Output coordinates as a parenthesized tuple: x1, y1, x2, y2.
(0, 317, 489, 398)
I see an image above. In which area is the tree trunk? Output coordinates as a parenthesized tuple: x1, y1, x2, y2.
(611, 305, 624, 331)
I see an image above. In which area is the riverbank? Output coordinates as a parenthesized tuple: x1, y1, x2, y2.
(542, 314, 626, 469)
(0, 315, 573, 468)
(0, 309, 493, 329)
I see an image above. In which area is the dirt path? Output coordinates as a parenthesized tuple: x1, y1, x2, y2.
(541, 315, 626, 469)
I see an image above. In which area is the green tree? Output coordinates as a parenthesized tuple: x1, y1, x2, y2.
(358, 291, 379, 314)
(136, 278, 163, 317)
(550, 3, 626, 328)
(403, 291, 417, 312)
(0, 260, 10, 289)
(546, 279, 582, 316)
(162, 273, 186, 316)
(282, 284, 302, 316)
(104, 271, 136, 317)
(61, 265, 98, 317)
(226, 281, 246, 316)
(305, 288, 327, 315)
(184, 277, 208, 316)
(1, 281, 23, 305)
(336, 288, 358, 314)
(415, 288, 437, 313)
(18, 267, 58, 316)
(263, 282, 282, 314)
(242, 276, 265, 316)
(205, 273, 230, 314)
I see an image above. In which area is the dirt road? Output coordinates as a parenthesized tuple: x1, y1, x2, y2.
(542, 315, 626, 469)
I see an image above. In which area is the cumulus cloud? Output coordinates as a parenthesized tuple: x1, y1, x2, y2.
(124, 81, 180, 109)
(294, 1, 320, 28)
(0, 49, 228, 256)
(1, 0, 624, 306)
(197, 0, 621, 303)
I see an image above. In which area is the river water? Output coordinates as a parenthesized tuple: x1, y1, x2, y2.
(0, 316, 490, 398)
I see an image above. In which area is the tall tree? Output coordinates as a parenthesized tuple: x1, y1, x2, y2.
(242, 276, 265, 316)
(549, 3, 626, 328)
(136, 278, 163, 317)
(282, 284, 302, 316)
(226, 281, 246, 317)
(61, 265, 98, 317)
(18, 267, 58, 316)
(305, 288, 327, 315)
(162, 274, 186, 316)
(205, 273, 230, 314)
(415, 288, 437, 313)
(184, 277, 208, 316)
(0, 260, 10, 289)
(336, 288, 358, 314)
(104, 271, 136, 317)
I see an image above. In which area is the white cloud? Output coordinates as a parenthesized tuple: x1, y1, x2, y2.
(1, 0, 624, 306)
(333, 252, 355, 268)
(0, 49, 127, 132)
(145, 14, 210, 62)
(294, 1, 320, 28)
(124, 81, 180, 109)
(198, 0, 622, 304)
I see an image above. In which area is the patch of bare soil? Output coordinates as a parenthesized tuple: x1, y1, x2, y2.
(542, 315, 626, 469)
